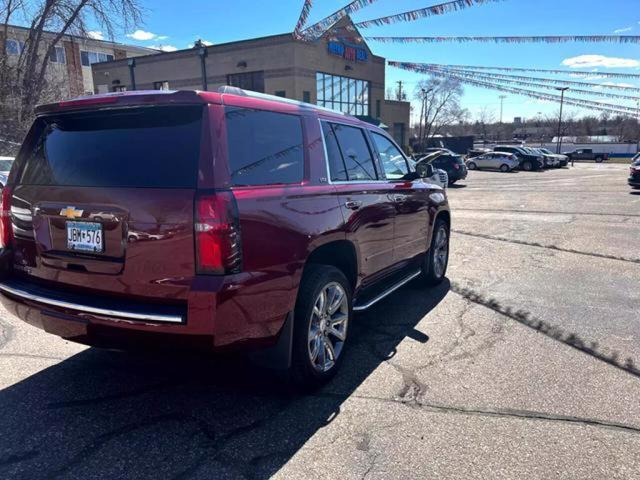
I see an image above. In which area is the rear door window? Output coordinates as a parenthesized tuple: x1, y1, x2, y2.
(225, 107, 304, 186)
(327, 123, 377, 181)
(20, 106, 203, 188)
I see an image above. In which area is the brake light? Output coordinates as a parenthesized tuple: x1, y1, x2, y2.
(453, 164, 460, 170)
(58, 96, 118, 108)
(195, 191, 242, 275)
(0, 186, 13, 248)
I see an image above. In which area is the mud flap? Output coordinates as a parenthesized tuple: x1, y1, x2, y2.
(248, 311, 294, 371)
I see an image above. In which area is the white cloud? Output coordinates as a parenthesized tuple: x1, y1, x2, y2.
(87, 31, 104, 40)
(562, 55, 640, 69)
(126, 30, 168, 41)
(151, 44, 178, 52)
(614, 26, 632, 33)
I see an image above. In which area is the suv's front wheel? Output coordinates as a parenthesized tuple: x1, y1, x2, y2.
(291, 265, 351, 388)
(421, 218, 450, 286)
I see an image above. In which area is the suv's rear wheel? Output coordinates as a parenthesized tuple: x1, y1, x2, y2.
(500, 164, 510, 172)
(421, 218, 450, 286)
(291, 265, 351, 388)
(522, 160, 533, 171)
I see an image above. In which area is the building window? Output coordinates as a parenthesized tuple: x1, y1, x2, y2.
(80, 50, 115, 67)
(303, 91, 311, 103)
(376, 100, 381, 119)
(275, 90, 286, 98)
(227, 71, 265, 93)
(48, 45, 66, 64)
(113, 85, 127, 92)
(5, 39, 24, 55)
(316, 72, 369, 116)
(153, 81, 170, 90)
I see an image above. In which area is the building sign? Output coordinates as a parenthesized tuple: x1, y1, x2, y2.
(328, 41, 368, 63)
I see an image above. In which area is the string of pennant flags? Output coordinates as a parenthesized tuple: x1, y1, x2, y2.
(354, 0, 502, 28)
(413, 64, 640, 80)
(300, 0, 379, 40)
(367, 35, 640, 44)
(413, 66, 640, 92)
(424, 67, 640, 102)
(293, 0, 314, 39)
(389, 62, 638, 116)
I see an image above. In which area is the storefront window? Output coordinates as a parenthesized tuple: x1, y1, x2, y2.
(316, 72, 369, 116)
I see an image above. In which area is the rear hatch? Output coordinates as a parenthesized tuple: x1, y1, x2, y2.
(7, 104, 204, 303)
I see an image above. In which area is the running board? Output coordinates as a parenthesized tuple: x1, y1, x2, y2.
(353, 270, 421, 312)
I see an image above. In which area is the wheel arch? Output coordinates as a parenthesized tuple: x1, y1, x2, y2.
(303, 240, 359, 292)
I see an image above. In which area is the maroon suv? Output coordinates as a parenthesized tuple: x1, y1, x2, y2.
(0, 89, 451, 386)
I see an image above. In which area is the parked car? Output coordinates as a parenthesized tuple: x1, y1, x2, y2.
(466, 152, 519, 172)
(538, 148, 569, 167)
(413, 152, 449, 188)
(526, 148, 560, 168)
(493, 146, 544, 171)
(0, 156, 14, 175)
(629, 154, 640, 189)
(564, 148, 608, 163)
(423, 152, 468, 185)
(0, 88, 451, 388)
(466, 148, 492, 159)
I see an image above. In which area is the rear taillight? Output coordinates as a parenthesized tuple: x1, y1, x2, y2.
(453, 164, 460, 170)
(195, 191, 242, 275)
(0, 186, 13, 248)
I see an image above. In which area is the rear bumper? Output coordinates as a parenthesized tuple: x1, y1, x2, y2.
(0, 272, 292, 351)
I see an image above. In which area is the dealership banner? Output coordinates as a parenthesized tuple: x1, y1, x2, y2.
(388, 61, 637, 116)
(355, 0, 503, 28)
(369, 35, 640, 44)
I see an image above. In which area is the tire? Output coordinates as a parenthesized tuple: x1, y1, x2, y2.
(500, 164, 510, 172)
(595, 157, 604, 163)
(448, 179, 457, 186)
(467, 162, 477, 170)
(522, 161, 533, 171)
(290, 265, 352, 389)
(421, 218, 450, 286)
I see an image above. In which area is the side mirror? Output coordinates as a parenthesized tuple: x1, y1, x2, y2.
(418, 163, 435, 178)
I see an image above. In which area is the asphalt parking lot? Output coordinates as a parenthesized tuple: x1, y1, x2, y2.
(0, 163, 639, 479)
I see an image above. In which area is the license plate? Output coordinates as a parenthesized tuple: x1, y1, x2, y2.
(66, 221, 104, 253)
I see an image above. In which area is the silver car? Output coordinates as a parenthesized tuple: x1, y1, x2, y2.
(466, 152, 519, 172)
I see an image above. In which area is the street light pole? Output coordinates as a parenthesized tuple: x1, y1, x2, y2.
(555, 87, 570, 160)
(421, 88, 434, 148)
(418, 88, 426, 149)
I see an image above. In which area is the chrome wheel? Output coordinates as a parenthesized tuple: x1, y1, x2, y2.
(308, 282, 349, 373)
(433, 226, 449, 278)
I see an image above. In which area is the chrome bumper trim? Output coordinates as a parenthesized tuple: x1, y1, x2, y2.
(353, 270, 422, 312)
(0, 282, 183, 324)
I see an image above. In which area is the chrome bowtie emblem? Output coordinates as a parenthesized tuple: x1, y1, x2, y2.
(60, 206, 83, 219)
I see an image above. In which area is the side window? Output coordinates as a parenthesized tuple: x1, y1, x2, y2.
(321, 122, 348, 181)
(225, 107, 304, 186)
(371, 132, 409, 180)
(329, 123, 377, 181)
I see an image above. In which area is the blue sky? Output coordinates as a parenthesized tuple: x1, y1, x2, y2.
(102, 0, 639, 122)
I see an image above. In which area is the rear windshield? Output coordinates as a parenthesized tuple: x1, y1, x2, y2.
(19, 106, 203, 188)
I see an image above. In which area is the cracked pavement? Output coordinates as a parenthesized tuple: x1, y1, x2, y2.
(1, 163, 639, 479)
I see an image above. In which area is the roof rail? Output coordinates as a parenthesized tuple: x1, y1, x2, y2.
(217, 85, 346, 116)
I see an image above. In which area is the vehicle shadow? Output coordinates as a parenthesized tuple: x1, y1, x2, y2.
(0, 279, 450, 479)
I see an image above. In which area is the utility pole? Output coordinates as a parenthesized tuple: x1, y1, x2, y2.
(397, 81, 404, 101)
(421, 88, 434, 148)
(418, 88, 426, 149)
(499, 95, 506, 123)
(555, 87, 570, 159)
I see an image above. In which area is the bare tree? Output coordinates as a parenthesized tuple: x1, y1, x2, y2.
(476, 106, 495, 140)
(0, 0, 142, 152)
(413, 76, 467, 148)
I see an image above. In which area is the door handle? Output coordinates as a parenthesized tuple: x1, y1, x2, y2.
(345, 200, 362, 210)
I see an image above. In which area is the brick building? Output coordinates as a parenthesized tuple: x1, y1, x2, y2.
(90, 17, 411, 148)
